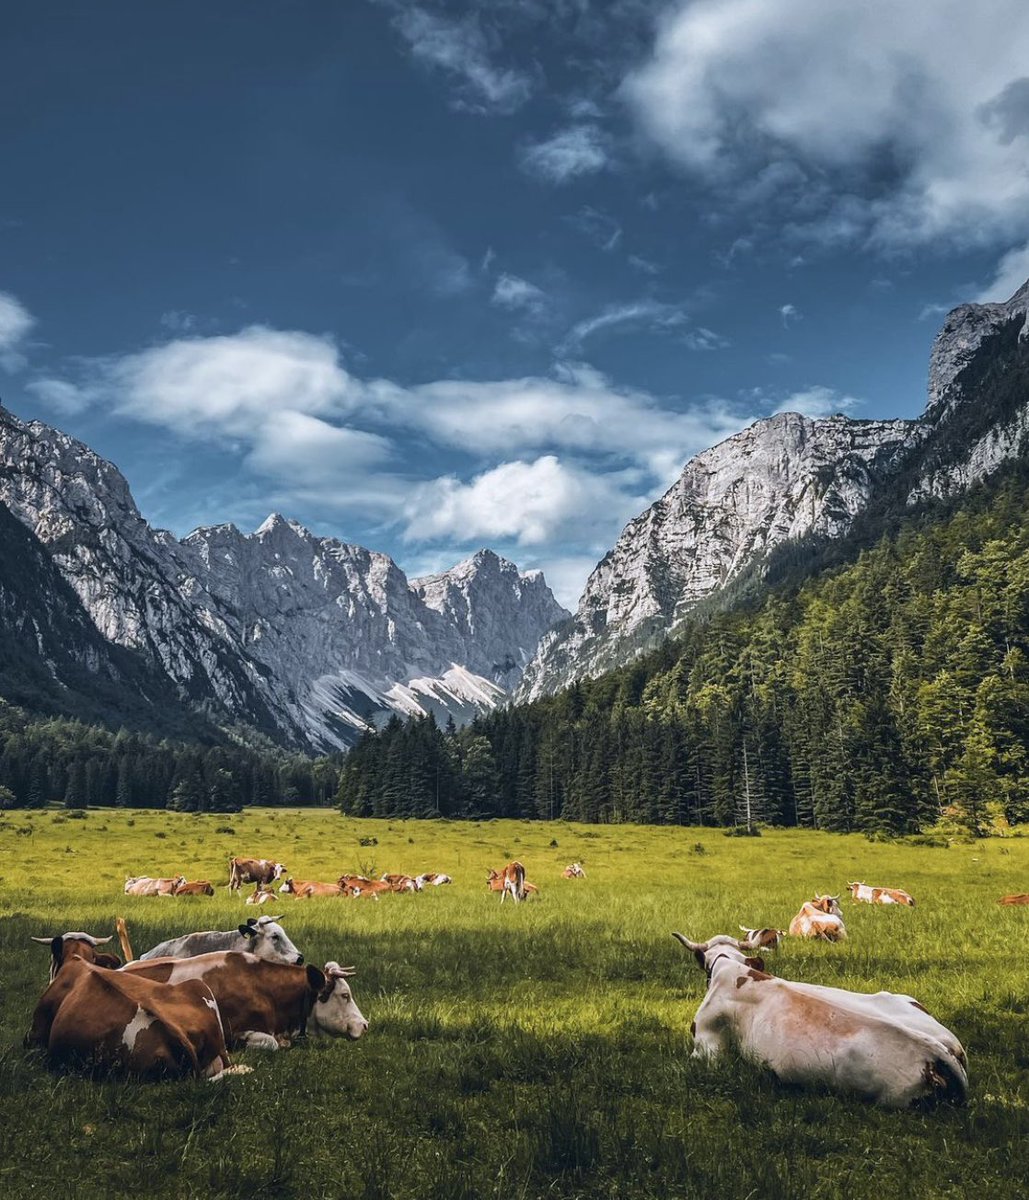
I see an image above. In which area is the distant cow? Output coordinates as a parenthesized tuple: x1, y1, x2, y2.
(738, 926, 787, 950)
(847, 882, 915, 907)
(136, 915, 303, 964)
(997, 894, 1029, 905)
(228, 857, 286, 891)
(338, 875, 389, 898)
(562, 863, 587, 879)
(673, 932, 967, 1107)
(381, 873, 421, 893)
(26, 957, 237, 1080)
(124, 875, 186, 897)
(174, 880, 215, 897)
(789, 895, 847, 941)
(125, 952, 367, 1049)
(487, 861, 526, 903)
(31, 932, 121, 982)
(279, 877, 343, 899)
(245, 885, 278, 906)
(415, 873, 452, 887)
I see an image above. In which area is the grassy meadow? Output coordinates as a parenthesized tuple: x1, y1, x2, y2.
(0, 808, 1027, 1200)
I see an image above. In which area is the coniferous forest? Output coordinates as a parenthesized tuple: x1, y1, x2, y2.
(337, 471, 1029, 836)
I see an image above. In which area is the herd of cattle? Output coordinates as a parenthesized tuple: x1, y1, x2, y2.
(23, 854, 1028, 1107)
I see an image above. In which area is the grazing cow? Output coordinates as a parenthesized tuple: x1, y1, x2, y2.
(26, 957, 238, 1080)
(789, 895, 847, 942)
(415, 873, 452, 887)
(31, 933, 121, 982)
(738, 926, 787, 950)
(338, 875, 390, 898)
(381, 873, 421, 893)
(124, 875, 186, 897)
(135, 914, 303, 964)
(847, 882, 916, 907)
(246, 885, 278, 906)
(562, 863, 587, 879)
(228, 857, 287, 891)
(279, 877, 343, 899)
(487, 861, 526, 903)
(125, 952, 367, 1048)
(174, 880, 215, 897)
(672, 933, 967, 1108)
(998, 893, 1029, 905)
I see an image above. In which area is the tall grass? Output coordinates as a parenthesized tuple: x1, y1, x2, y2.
(0, 809, 1027, 1199)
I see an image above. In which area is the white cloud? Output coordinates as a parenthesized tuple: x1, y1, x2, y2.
(623, 0, 1029, 254)
(491, 273, 548, 315)
(560, 299, 723, 354)
(520, 125, 609, 183)
(391, 6, 532, 114)
(779, 303, 802, 328)
(403, 455, 644, 547)
(24, 377, 91, 414)
(974, 241, 1029, 302)
(0, 290, 34, 371)
(772, 386, 862, 418)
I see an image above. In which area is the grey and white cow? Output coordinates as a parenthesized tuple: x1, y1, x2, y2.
(138, 915, 303, 964)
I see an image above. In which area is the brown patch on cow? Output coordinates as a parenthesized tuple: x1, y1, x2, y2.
(747, 968, 773, 981)
(735, 975, 748, 988)
(743, 956, 766, 973)
(910, 999, 929, 1014)
(998, 893, 1029, 906)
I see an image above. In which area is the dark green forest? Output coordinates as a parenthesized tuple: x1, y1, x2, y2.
(337, 471, 1029, 836)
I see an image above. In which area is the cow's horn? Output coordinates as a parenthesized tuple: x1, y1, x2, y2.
(671, 932, 706, 953)
(82, 935, 112, 946)
(30, 936, 54, 944)
(263, 914, 284, 922)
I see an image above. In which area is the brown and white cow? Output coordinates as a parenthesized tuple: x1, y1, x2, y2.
(338, 875, 390, 898)
(847, 882, 916, 907)
(998, 893, 1029, 905)
(562, 863, 587, 879)
(673, 933, 967, 1108)
(789, 895, 847, 941)
(487, 861, 526, 903)
(174, 880, 215, 897)
(738, 926, 788, 950)
(279, 877, 343, 899)
(31, 933, 122, 982)
(245, 884, 278, 906)
(228, 857, 287, 891)
(124, 875, 187, 897)
(415, 873, 453, 887)
(381, 873, 421, 893)
(26, 957, 238, 1080)
(124, 952, 367, 1049)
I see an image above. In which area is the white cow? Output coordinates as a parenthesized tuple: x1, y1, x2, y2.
(137, 915, 303, 964)
(673, 934, 967, 1108)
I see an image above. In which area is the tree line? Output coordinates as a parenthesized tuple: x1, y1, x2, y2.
(337, 471, 1029, 836)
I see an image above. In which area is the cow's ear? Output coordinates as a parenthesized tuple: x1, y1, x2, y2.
(51, 936, 65, 968)
(693, 949, 706, 970)
(745, 956, 766, 973)
(94, 953, 121, 970)
(238, 924, 257, 938)
(305, 964, 326, 993)
(246, 917, 258, 927)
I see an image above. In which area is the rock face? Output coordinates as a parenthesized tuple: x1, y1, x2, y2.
(0, 407, 566, 749)
(519, 280, 1029, 700)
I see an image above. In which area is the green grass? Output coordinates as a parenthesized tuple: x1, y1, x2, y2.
(1, 809, 1027, 1199)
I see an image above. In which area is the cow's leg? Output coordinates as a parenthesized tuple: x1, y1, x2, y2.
(239, 1031, 280, 1051)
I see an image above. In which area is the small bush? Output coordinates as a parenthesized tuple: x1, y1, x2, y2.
(723, 826, 761, 838)
(550, 838, 559, 848)
(691, 842, 706, 855)
(359, 836, 378, 847)
(215, 825, 236, 835)
(66, 809, 88, 820)
(154, 831, 167, 840)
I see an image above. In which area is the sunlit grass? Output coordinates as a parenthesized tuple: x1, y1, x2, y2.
(0, 809, 1027, 1199)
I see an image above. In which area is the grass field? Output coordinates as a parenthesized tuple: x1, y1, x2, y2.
(1, 808, 1027, 1200)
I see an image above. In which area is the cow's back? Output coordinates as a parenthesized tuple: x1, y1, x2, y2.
(139, 930, 241, 961)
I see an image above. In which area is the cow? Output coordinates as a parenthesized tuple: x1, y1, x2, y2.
(174, 880, 215, 897)
(738, 926, 788, 950)
(998, 893, 1029, 905)
(26, 957, 240, 1081)
(562, 863, 587, 879)
(487, 861, 526, 903)
(789, 895, 847, 941)
(847, 882, 916, 907)
(124, 952, 368, 1049)
(672, 932, 967, 1108)
(381, 873, 421, 893)
(415, 873, 452, 887)
(124, 875, 186, 897)
(134, 914, 303, 964)
(31, 933, 122, 982)
(245, 885, 278, 906)
(279, 877, 343, 899)
(228, 857, 287, 891)
(339, 875, 390, 898)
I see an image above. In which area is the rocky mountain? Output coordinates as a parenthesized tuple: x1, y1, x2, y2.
(519, 280, 1029, 701)
(0, 406, 566, 749)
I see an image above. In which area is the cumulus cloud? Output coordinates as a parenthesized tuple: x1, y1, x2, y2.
(520, 125, 609, 183)
(24, 377, 91, 414)
(0, 290, 35, 370)
(390, 5, 532, 114)
(403, 455, 644, 547)
(623, 0, 1029, 259)
(975, 241, 1029, 302)
(771, 386, 862, 418)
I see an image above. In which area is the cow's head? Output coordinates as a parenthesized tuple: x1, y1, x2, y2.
(309, 962, 368, 1039)
(174, 875, 187, 889)
(31, 933, 120, 981)
(237, 916, 303, 964)
(672, 932, 764, 977)
(846, 882, 861, 895)
(813, 893, 842, 916)
(279, 878, 296, 895)
(272, 863, 287, 881)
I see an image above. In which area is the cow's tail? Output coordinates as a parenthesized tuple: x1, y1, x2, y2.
(227, 856, 237, 890)
(115, 916, 135, 964)
(514, 861, 526, 902)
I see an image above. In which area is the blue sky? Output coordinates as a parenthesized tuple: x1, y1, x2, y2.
(3, 0, 1029, 606)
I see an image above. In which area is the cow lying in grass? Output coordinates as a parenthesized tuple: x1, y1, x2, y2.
(673, 933, 967, 1108)
(789, 895, 847, 941)
(847, 882, 915, 906)
(127, 915, 303, 964)
(279, 877, 343, 898)
(738, 926, 787, 950)
(338, 875, 390, 898)
(124, 875, 186, 897)
(998, 893, 1029, 905)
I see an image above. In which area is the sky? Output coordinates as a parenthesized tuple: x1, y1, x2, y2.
(3, 0, 1029, 608)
